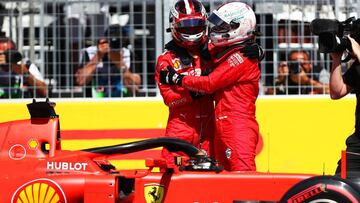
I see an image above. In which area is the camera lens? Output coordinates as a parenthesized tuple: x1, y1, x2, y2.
(4, 49, 22, 64)
(288, 61, 301, 74)
(109, 38, 121, 49)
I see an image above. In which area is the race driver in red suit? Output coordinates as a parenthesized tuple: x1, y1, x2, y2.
(155, 0, 215, 165)
(160, 2, 263, 171)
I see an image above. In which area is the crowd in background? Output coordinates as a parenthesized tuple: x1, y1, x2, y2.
(0, 0, 349, 99)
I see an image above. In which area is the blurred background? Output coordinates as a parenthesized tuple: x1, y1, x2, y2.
(0, 0, 356, 99)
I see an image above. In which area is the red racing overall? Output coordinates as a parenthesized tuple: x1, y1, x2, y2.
(181, 46, 260, 171)
(155, 47, 215, 165)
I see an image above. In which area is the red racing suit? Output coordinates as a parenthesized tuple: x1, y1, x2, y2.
(181, 46, 260, 171)
(155, 46, 215, 165)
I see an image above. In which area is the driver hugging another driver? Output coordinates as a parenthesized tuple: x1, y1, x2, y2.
(156, 0, 264, 171)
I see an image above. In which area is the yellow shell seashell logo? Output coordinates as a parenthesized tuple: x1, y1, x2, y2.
(11, 178, 67, 203)
(173, 59, 181, 71)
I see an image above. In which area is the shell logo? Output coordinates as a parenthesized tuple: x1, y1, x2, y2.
(11, 178, 67, 203)
(28, 139, 39, 149)
(172, 59, 181, 71)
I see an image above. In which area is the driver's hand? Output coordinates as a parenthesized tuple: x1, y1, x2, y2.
(240, 43, 264, 61)
(196, 149, 207, 156)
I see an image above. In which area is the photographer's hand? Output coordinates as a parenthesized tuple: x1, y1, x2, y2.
(330, 52, 342, 65)
(348, 36, 360, 61)
(11, 63, 28, 75)
(276, 62, 288, 83)
(329, 50, 350, 99)
(0, 52, 6, 64)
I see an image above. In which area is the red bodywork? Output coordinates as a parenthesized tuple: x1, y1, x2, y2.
(0, 105, 314, 203)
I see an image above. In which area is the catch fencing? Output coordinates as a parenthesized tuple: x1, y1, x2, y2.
(0, 0, 357, 98)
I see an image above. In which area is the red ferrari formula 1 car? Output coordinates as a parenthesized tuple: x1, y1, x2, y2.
(1, 100, 360, 203)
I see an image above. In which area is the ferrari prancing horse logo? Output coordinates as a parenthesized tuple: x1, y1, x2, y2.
(144, 183, 164, 203)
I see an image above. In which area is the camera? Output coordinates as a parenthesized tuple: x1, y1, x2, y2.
(105, 24, 130, 50)
(288, 61, 301, 74)
(4, 49, 22, 64)
(0, 49, 22, 72)
(310, 17, 360, 53)
(108, 37, 121, 50)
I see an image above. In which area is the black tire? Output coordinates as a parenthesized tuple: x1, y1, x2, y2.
(280, 175, 360, 203)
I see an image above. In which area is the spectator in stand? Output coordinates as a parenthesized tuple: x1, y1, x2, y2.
(267, 50, 329, 95)
(0, 37, 47, 98)
(76, 24, 141, 97)
(266, 61, 289, 95)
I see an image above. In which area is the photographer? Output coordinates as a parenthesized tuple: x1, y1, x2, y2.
(76, 24, 141, 97)
(0, 38, 47, 98)
(271, 50, 329, 95)
(331, 36, 360, 173)
(309, 17, 360, 173)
